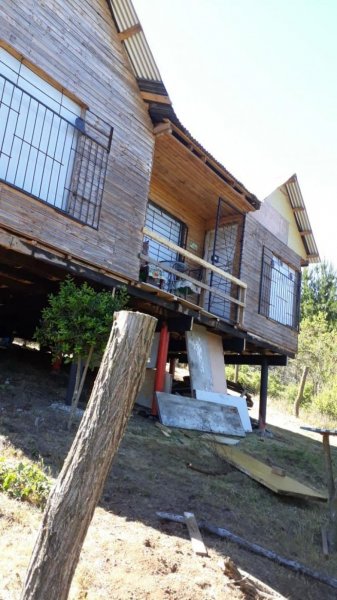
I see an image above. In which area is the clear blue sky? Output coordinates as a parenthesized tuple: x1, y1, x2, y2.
(132, 0, 337, 268)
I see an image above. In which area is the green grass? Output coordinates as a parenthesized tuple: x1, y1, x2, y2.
(0, 458, 51, 508)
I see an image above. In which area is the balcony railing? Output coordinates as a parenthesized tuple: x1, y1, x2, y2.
(141, 227, 247, 326)
(0, 73, 113, 228)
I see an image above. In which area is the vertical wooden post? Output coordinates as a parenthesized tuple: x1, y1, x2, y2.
(322, 433, 337, 550)
(258, 358, 269, 431)
(151, 321, 170, 416)
(323, 434, 335, 501)
(293, 365, 309, 417)
(21, 311, 157, 600)
(169, 357, 177, 378)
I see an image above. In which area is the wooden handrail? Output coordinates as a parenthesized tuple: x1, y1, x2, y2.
(142, 227, 247, 289)
(139, 254, 245, 308)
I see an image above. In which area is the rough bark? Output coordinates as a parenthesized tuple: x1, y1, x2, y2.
(21, 311, 157, 600)
(293, 366, 309, 417)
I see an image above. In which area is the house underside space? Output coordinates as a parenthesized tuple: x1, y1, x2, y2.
(0, 222, 292, 359)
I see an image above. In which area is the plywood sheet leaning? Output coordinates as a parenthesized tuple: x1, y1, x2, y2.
(156, 392, 246, 437)
(215, 445, 327, 501)
(186, 324, 227, 394)
(195, 390, 252, 432)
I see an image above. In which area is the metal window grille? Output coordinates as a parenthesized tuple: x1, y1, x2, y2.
(143, 201, 188, 292)
(144, 201, 187, 262)
(259, 247, 301, 329)
(207, 198, 245, 323)
(0, 73, 113, 228)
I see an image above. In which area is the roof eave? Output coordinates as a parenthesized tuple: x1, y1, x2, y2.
(107, 0, 260, 212)
(283, 174, 320, 264)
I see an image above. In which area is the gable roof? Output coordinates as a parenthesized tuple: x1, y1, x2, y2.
(262, 174, 319, 265)
(106, 0, 260, 211)
(282, 175, 320, 264)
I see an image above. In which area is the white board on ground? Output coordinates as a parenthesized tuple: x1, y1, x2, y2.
(195, 390, 252, 432)
(186, 325, 226, 394)
(202, 434, 240, 445)
(156, 392, 246, 437)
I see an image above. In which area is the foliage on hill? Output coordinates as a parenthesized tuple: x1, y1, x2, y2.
(230, 262, 337, 419)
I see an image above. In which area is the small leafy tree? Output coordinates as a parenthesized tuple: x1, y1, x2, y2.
(35, 278, 128, 427)
(301, 262, 337, 328)
(291, 313, 337, 416)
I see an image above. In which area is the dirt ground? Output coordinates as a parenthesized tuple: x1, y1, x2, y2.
(1, 345, 337, 600)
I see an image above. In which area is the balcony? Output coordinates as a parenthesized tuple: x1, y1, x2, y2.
(140, 227, 247, 326)
(0, 71, 113, 228)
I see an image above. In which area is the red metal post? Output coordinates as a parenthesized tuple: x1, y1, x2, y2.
(152, 322, 170, 416)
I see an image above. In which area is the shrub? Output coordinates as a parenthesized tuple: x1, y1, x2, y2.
(313, 379, 337, 418)
(35, 278, 129, 426)
(279, 382, 314, 407)
(0, 459, 51, 508)
(236, 366, 260, 394)
(268, 372, 286, 398)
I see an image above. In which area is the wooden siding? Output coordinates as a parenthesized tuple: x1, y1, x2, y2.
(149, 179, 207, 260)
(0, 0, 154, 281)
(240, 214, 302, 354)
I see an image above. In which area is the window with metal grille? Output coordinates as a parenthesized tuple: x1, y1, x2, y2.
(259, 247, 301, 329)
(0, 48, 112, 228)
(144, 201, 187, 263)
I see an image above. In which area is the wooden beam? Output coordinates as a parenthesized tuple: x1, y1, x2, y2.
(0, 269, 34, 285)
(0, 227, 130, 288)
(140, 91, 171, 105)
(153, 122, 172, 136)
(299, 230, 312, 236)
(224, 354, 287, 366)
(292, 207, 305, 213)
(118, 23, 142, 41)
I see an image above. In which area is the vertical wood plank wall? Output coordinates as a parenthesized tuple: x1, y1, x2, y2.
(149, 179, 207, 260)
(0, 0, 154, 281)
(240, 214, 302, 354)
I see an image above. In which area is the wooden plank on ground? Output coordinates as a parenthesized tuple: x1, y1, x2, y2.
(156, 393, 246, 437)
(157, 512, 337, 592)
(202, 434, 240, 446)
(184, 512, 208, 556)
(215, 445, 328, 501)
(195, 390, 252, 432)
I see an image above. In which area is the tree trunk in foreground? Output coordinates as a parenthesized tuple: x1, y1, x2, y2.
(21, 311, 157, 600)
(293, 365, 309, 417)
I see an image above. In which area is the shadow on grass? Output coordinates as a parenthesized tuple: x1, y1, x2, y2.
(1, 345, 337, 600)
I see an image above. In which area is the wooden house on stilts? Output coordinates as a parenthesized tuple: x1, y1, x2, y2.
(0, 0, 319, 428)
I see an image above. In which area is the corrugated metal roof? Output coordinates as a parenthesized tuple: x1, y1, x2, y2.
(284, 175, 320, 263)
(108, 0, 161, 81)
(107, 0, 260, 210)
